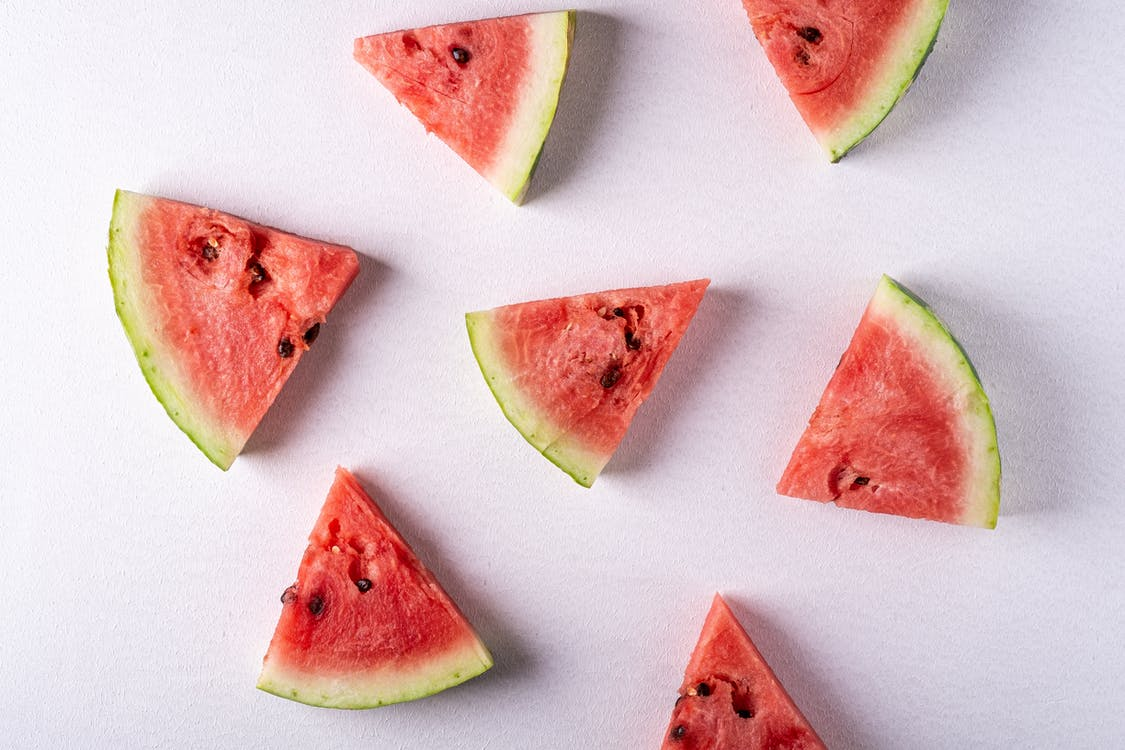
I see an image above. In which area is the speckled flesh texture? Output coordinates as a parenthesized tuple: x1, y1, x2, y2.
(355, 11, 575, 203)
(778, 276, 1000, 527)
(466, 280, 709, 487)
(660, 595, 826, 750)
(742, 0, 949, 160)
(107, 190, 359, 469)
(257, 468, 493, 709)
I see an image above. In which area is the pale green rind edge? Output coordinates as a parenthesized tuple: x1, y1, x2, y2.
(256, 641, 493, 709)
(818, 0, 950, 162)
(874, 275, 1001, 529)
(541, 431, 610, 488)
(465, 310, 609, 488)
(107, 190, 238, 470)
(487, 10, 577, 204)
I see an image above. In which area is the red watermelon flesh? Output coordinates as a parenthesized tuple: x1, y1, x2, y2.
(742, 0, 949, 160)
(778, 276, 1000, 527)
(257, 467, 493, 708)
(108, 191, 359, 469)
(354, 11, 575, 203)
(661, 595, 826, 750)
(466, 280, 709, 487)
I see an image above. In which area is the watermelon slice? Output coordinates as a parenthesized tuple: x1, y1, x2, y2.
(107, 191, 359, 469)
(466, 280, 709, 487)
(354, 11, 575, 204)
(258, 467, 493, 708)
(778, 275, 1000, 527)
(741, 0, 949, 160)
(660, 594, 826, 750)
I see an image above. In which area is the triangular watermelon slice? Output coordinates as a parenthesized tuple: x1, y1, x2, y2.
(660, 594, 826, 750)
(778, 275, 1001, 527)
(354, 11, 575, 204)
(108, 190, 359, 470)
(741, 0, 949, 160)
(258, 467, 493, 708)
(466, 279, 709, 487)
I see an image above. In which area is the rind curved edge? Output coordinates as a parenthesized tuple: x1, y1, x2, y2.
(256, 642, 493, 709)
(492, 10, 577, 203)
(465, 309, 606, 487)
(818, 0, 950, 161)
(877, 275, 1001, 528)
(107, 189, 237, 470)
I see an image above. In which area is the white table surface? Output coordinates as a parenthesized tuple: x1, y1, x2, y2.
(2, 1, 1123, 747)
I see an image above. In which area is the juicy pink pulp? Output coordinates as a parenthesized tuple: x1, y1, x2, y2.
(661, 595, 826, 750)
(261, 468, 486, 679)
(743, 0, 923, 132)
(354, 15, 535, 175)
(777, 297, 971, 524)
(133, 196, 358, 440)
(489, 280, 710, 458)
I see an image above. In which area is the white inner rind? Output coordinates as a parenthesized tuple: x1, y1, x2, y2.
(816, 0, 949, 161)
(257, 639, 493, 709)
(107, 190, 239, 469)
(465, 310, 609, 487)
(484, 10, 575, 204)
(868, 275, 1001, 528)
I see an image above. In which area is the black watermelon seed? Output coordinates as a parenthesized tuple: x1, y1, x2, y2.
(355, 578, 372, 593)
(303, 323, 321, 345)
(201, 241, 220, 265)
(696, 682, 711, 697)
(613, 307, 625, 317)
(278, 337, 295, 358)
(280, 585, 297, 604)
(737, 709, 754, 719)
(670, 725, 686, 740)
(307, 596, 324, 616)
(624, 330, 641, 350)
(600, 367, 622, 389)
(854, 476, 870, 486)
(248, 262, 267, 284)
(451, 47, 470, 64)
(797, 26, 822, 43)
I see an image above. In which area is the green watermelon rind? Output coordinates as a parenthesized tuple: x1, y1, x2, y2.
(107, 190, 239, 470)
(872, 275, 1001, 528)
(256, 639, 493, 710)
(817, 0, 950, 162)
(486, 10, 576, 204)
(465, 310, 608, 488)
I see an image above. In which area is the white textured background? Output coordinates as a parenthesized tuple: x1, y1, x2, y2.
(2, 1, 1123, 747)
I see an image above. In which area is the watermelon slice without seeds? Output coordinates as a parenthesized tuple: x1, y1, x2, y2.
(778, 275, 1000, 527)
(258, 467, 493, 708)
(354, 11, 575, 204)
(741, 0, 949, 160)
(466, 280, 709, 487)
(108, 191, 359, 469)
(660, 595, 826, 750)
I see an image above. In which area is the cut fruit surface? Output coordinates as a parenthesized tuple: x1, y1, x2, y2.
(107, 190, 359, 469)
(257, 467, 493, 708)
(660, 594, 826, 750)
(778, 275, 1000, 527)
(466, 280, 709, 487)
(741, 0, 950, 160)
(354, 11, 575, 203)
